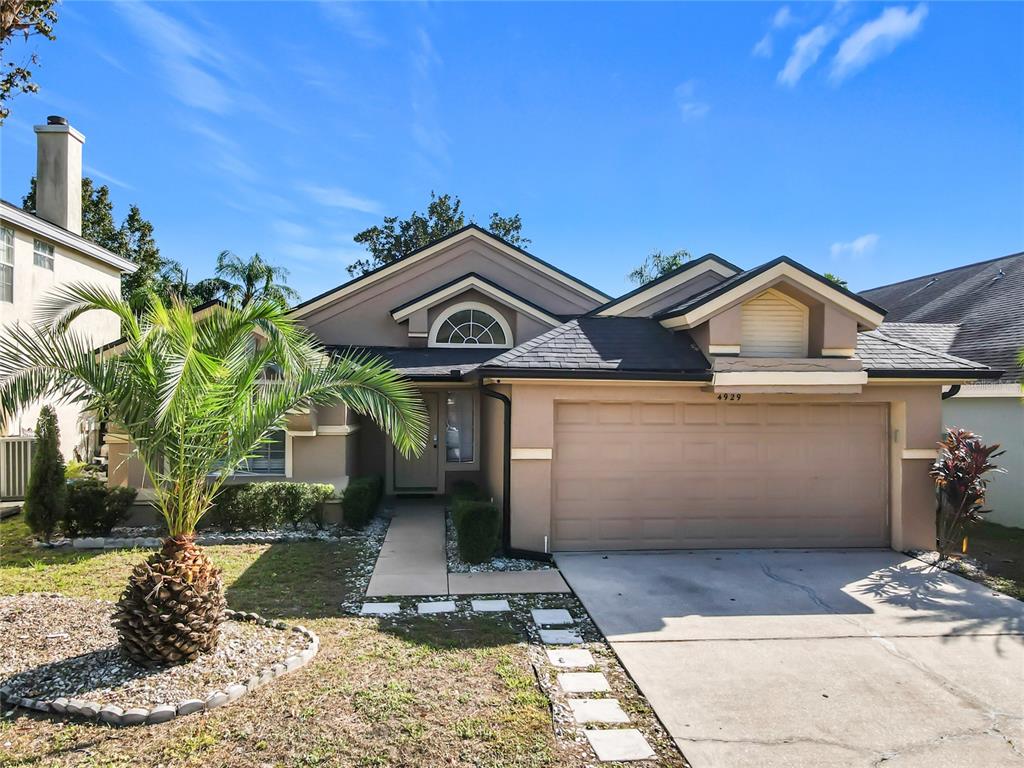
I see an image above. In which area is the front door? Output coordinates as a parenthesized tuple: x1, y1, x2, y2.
(393, 391, 440, 492)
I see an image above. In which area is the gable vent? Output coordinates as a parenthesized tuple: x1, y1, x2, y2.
(740, 289, 809, 357)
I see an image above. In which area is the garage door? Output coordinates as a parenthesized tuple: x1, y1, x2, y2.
(551, 401, 888, 550)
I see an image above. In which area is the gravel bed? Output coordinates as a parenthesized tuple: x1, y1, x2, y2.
(0, 594, 312, 715)
(444, 510, 553, 573)
(339, 515, 389, 614)
(907, 549, 987, 578)
(36, 523, 365, 550)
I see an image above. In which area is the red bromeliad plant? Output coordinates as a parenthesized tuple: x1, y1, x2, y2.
(929, 427, 1005, 560)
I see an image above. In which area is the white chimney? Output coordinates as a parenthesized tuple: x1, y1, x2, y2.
(33, 115, 84, 235)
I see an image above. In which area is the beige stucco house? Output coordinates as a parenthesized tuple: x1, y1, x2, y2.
(107, 226, 999, 554)
(0, 117, 137, 459)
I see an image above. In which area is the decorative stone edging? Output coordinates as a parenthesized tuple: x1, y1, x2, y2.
(0, 610, 319, 727)
(36, 530, 343, 551)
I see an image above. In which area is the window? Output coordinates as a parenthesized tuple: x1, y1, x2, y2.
(445, 391, 475, 463)
(237, 429, 286, 475)
(429, 302, 512, 347)
(0, 227, 12, 303)
(33, 239, 54, 270)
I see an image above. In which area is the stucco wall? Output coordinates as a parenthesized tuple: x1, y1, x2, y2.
(496, 380, 942, 553)
(0, 222, 122, 458)
(943, 394, 1024, 528)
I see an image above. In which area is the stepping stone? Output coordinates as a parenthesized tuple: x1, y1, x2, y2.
(584, 729, 656, 762)
(547, 648, 595, 668)
(539, 628, 581, 645)
(417, 600, 456, 614)
(531, 608, 573, 626)
(557, 672, 610, 693)
(568, 698, 630, 724)
(471, 599, 510, 612)
(361, 602, 400, 615)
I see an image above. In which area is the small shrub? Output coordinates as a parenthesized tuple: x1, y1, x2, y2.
(24, 406, 66, 543)
(450, 480, 485, 504)
(452, 499, 500, 564)
(342, 475, 383, 529)
(207, 481, 335, 531)
(62, 480, 138, 537)
(208, 484, 247, 531)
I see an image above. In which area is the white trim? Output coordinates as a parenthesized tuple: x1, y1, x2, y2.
(0, 203, 137, 273)
(596, 260, 738, 316)
(428, 301, 514, 348)
(659, 262, 885, 330)
(822, 347, 856, 357)
(511, 448, 553, 460)
(285, 430, 317, 437)
(740, 287, 809, 358)
(712, 371, 868, 387)
(902, 448, 937, 460)
(408, 331, 428, 338)
(285, 432, 294, 478)
(317, 424, 361, 435)
(391, 274, 562, 327)
(708, 344, 741, 355)
(953, 383, 1023, 398)
(291, 228, 608, 318)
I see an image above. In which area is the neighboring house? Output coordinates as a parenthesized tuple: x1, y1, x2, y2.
(0, 117, 138, 459)
(862, 253, 1024, 528)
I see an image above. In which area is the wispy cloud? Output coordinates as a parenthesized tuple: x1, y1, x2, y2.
(271, 219, 313, 241)
(831, 4, 928, 83)
(319, 1, 385, 47)
(298, 184, 382, 215)
(773, 6, 795, 29)
(84, 164, 134, 190)
(778, 24, 837, 86)
(752, 5, 796, 58)
(831, 233, 880, 258)
(409, 26, 449, 167)
(674, 80, 710, 122)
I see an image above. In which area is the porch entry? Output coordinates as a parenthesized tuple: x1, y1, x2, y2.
(394, 392, 440, 492)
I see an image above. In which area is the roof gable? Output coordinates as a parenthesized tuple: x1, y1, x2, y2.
(592, 253, 740, 317)
(390, 272, 563, 327)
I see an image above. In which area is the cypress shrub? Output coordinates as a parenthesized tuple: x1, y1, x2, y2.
(23, 406, 66, 542)
(452, 498, 500, 564)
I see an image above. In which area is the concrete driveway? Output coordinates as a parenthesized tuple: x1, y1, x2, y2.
(556, 549, 1024, 768)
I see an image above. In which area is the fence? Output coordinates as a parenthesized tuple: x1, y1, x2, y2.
(0, 437, 36, 500)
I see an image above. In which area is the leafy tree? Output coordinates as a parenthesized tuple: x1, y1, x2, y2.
(824, 273, 849, 289)
(214, 250, 299, 308)
(153, 263, 227, 309)
(0, 284, 427, 666)
(349, 192, 529, 276)
(23, 404, 65, 543)
(628, 249, 693, 286)
(0, 0, 58, 123)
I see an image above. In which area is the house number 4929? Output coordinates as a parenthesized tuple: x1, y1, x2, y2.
(716, 393, 742, 401)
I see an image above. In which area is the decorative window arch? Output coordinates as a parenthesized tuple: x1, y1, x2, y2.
(428, 302, 513, 348)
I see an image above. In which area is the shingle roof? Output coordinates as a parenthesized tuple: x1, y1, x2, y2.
(855, 329, 997, 375)
(330, 346, 497, 379)
(483, 317, 709, 375)
(874, 323, 960, 354)
(860, 253, 1024, 383)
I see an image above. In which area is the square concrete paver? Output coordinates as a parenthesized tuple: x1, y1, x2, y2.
(471, 599, 511, 612)
(539, 628, 581, 645)
(417, 600, 456, 614)
(546, 648, 595, 668)
(584, 729, 656, 762)
(531, 608, 573, 626)
(557, 672, 610, 693)
(448, 570, 570, 594)
(360, 602, 400, 615)
(568, 698, 630, 724)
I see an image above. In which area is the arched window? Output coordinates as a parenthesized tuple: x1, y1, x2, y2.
(429, 302, 513, 348)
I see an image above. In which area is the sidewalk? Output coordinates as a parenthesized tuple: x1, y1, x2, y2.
(365, 499, 570, 597)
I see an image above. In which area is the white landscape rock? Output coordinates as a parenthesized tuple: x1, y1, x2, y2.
(557, 672, 610, 694)
(471, 599, 511, 612)
(531, 608, 573, 626)
(546, 648, 595, 668)
(584, 729, 656, 762)
(568, 698, 630, 724)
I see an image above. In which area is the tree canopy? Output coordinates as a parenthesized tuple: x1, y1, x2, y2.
(823, 273, 849, 289)
(349, 192, 529, 277)
(628, 249, 693, 286)
(214, 250, 299, 308)
(0, 0, 58, 123)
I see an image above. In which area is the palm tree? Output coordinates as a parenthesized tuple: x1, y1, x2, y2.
(0, 285, 426, 667)
(215, 250, 299, 308)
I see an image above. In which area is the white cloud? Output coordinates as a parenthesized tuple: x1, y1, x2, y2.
(773, 6, 795, 29)
(409, 27, 449, 166)
(298, 184, 382, 215)
(320, 1, 385, 46)
(84, 165, 134, 190)
(272, 219, 313, 241)
(674, 80, 710, 122)
(777, 24, 837, 86)
(752, 6, 795, 58)
(830, 4, 928, 83)
(830, 233, 880, 258)
(752, 34, 773, 58)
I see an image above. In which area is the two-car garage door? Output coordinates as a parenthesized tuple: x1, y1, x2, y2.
(551, 400, 889, 551)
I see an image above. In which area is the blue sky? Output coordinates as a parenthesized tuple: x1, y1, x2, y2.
(1, 1, 1021, 301)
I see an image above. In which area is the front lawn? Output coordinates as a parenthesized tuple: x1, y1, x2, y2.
(0, 516, 581, 768)
(965, 520, 1024, 601)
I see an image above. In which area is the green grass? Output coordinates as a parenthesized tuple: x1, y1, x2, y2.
(965, 520, 1024, 600)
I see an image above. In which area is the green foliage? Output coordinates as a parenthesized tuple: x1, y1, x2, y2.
(349, 192, 529, 277)
(0, 286, 427, 538)
(23, 405, 65, 542)
(208, 482, 335, 531)
(340, 475, 384, 529)
(452, 498, 501, 564)
(628, 249, 692, 285)
(0, 0, 59, 123)
(62, 479, 137, 537)
(824, 273, 849, 289)
(930, 427, 1006, 559)
(451, 480, 486, 504)
(214, 250, 299, 309)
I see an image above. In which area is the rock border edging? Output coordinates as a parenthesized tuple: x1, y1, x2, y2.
(0, 609, 319, 727)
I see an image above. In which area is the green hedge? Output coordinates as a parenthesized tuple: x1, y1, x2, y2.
(62, 479, 138, 537)
(341, 475, 383, 529)
(452, 497, 501, 564)
(208, 482, 335, 531)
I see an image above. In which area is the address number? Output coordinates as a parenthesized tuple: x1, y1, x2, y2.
(716, 393, 742, 401)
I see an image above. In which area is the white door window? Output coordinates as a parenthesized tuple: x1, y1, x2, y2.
(445, 391, 475, 464)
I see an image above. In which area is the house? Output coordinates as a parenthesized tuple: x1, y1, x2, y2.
(861, 253, 1023, 528)
(110, 225, 999, 554)
(0, 117, 138, 459)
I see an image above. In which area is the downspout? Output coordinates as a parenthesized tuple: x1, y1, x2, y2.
(480, 383, 553, 562)
(941, 385, 961, 400)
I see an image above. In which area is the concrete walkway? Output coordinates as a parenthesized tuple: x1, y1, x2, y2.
(365, 499, 570, 597)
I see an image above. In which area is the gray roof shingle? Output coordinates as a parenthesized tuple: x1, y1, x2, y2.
(330, 346, 496, 379)
(855, 329, 995, 374)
